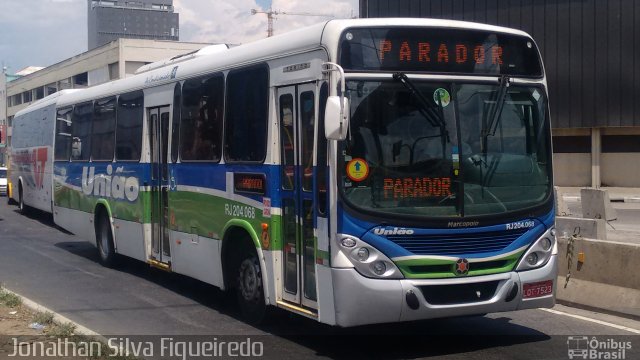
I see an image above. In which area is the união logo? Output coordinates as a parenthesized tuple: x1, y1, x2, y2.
(82, 165, 139, 201)
(374, 227, 415, 236)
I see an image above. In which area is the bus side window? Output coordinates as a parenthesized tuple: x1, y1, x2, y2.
(55, 107, 73, 161)
(224, 64, 269, 163)
(317, 83, 328, 216)
(71, 102, 93, 161)
(92, 96, 116, 161)
(180, 73, 224, 162)
(116, 91, 144, 161)
(300, 91, 315, 192)
(171, 82, 181, 163)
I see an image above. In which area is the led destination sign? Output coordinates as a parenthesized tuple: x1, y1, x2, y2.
(383, 177, 452, 200)
(339, 27, 542, 77)
(234, 173, 266, 195)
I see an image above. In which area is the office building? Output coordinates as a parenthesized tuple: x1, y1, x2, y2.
(88, 0, 179, 50)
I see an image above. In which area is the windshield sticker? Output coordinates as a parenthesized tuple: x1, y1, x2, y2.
(532, 89, 541, 101)
(433, 88, 451, 107)
(452, 146, 460, 170)
(346, 158, 369, 182)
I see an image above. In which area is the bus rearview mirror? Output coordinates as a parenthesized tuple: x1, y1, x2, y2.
(325, 96, 350, 141)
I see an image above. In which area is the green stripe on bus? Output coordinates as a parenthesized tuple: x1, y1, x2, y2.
(395, 251, 524, 279)
(54, 185, 149, 222)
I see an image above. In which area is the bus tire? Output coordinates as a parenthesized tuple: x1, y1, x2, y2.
(96, 213, 117, 267)
(18, 183, 27, 214)
(236, 247, 269, 325)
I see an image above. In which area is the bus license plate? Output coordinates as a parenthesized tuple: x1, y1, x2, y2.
(523, 280, 553, 299)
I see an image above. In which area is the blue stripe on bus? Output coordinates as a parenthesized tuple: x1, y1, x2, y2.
(339, 207, 555, 259)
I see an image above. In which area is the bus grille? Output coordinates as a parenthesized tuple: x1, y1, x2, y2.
(387, 229, 528, 256)
(419, 281, 500, 305)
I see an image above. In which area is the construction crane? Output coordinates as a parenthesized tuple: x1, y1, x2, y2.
(250, 8, 336, 37)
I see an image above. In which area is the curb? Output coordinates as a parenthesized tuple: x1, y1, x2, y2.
(2, 287, 104, 340)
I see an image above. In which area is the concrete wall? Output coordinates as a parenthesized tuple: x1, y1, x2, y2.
(556, 236, 640, 317)
(553, 153, 591, 187)
(601, 153, 640, 187)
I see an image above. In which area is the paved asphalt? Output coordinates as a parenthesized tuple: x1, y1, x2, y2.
(0, 200, 638, 359)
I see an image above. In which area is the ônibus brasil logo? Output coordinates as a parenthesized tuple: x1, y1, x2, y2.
(567, 336, 632, 360)
(82, 166, 140, 202)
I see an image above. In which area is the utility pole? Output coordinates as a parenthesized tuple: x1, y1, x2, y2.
(250, 8, 335, 37)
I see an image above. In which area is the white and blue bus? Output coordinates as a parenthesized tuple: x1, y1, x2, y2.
(10, 18, 556, 327)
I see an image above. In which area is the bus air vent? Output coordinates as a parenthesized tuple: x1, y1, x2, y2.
(387, 229, 528, 256)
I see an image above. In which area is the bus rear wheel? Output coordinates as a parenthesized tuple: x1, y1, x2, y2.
(18, 183, 26, 213)
(96, 213, 116, 267)
(236, 250, 268, 324)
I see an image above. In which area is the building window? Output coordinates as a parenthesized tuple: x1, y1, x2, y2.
(46, 83, 57, 96)
(23, 91, 32, 103)
(35, 87, 45, 100)
(59, 78, 71, 90)
(73, 72, 88, 87)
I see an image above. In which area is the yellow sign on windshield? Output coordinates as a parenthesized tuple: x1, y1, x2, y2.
(346, 158, 369, 182)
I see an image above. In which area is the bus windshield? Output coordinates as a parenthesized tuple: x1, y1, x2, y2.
(341, 79, 551, 219)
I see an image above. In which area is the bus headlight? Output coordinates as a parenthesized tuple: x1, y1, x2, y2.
(341, 237, 357, 248)
(372, 261, 387, 275)
(356, 247, 369, 261)
(516, 227, 556, 271)
(338, 234, 404, 279)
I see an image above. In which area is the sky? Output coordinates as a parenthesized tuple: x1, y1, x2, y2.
(0, 0, 359, 74)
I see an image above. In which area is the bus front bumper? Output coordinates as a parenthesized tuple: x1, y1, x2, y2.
(331, 254, 557, 327)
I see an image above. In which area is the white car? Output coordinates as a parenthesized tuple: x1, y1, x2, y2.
(0, 166, 7, 196)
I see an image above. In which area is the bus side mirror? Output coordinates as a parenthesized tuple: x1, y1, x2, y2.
(325, 96, 350, 141)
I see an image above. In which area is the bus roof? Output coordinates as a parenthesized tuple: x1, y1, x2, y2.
(14, 89, 82, 118)
(53, 18, 534, 108)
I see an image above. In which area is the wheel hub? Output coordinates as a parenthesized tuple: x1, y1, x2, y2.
(239, 259, 260, 302)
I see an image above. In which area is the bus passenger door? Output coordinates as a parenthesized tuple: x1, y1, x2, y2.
(278, 84, 318, 309)
(148, 106, 171, 265)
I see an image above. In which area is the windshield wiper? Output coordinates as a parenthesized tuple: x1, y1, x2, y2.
(482, 75, 511, 145)
(392, 72, 450, 144)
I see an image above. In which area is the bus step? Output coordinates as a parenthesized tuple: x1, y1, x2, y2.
(148, 259, 171, 272)
(276, 300, 318, 319)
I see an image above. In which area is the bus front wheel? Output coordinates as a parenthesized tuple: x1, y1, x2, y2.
(236, 250, 268, 324)
(96, 213, 116, 267)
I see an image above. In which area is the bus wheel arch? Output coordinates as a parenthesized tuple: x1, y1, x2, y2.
(221, 225, 269, 324)
(94, 203, 117, 267)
